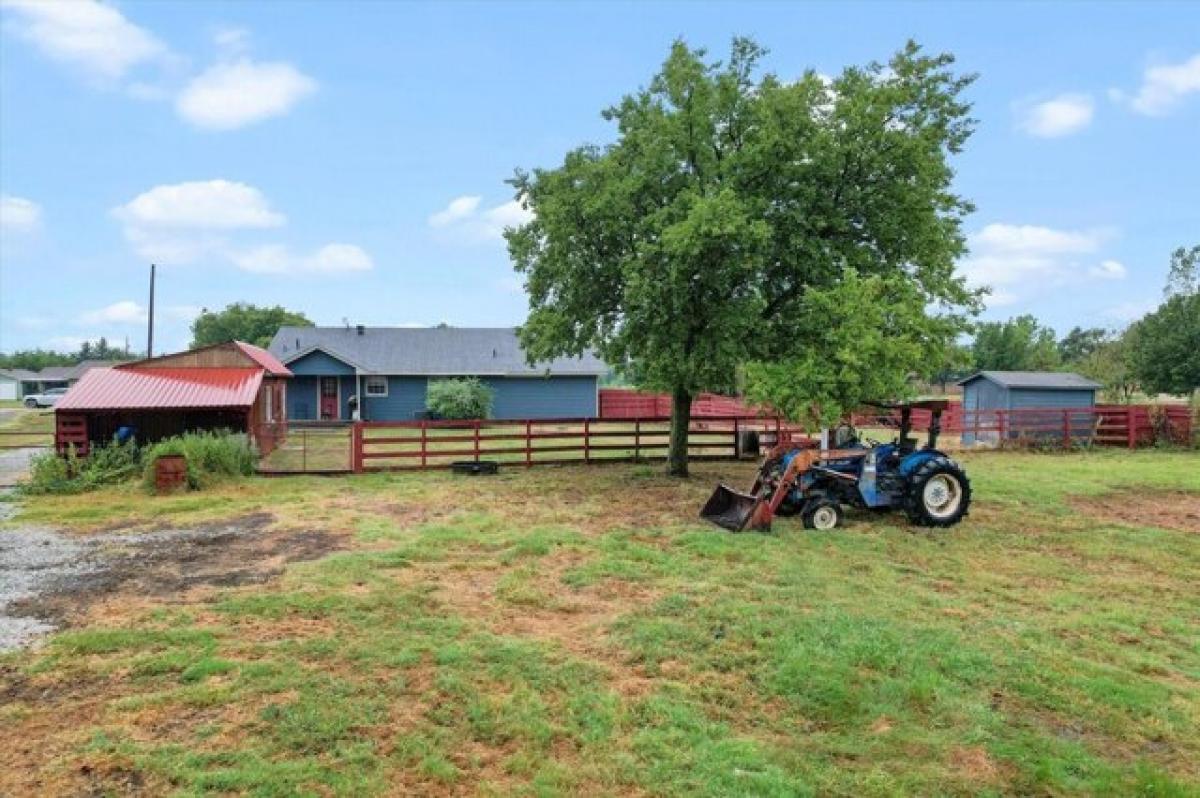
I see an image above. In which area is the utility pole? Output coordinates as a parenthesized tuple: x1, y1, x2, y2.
(147, 263, 156, 357)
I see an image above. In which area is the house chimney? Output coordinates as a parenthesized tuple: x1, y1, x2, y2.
(356, 325, 365, 336)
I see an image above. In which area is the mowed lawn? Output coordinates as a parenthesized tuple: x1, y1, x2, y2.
(2, 450, 1198, 796)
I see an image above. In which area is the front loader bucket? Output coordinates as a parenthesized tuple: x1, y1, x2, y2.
(700, 484, 763, 532)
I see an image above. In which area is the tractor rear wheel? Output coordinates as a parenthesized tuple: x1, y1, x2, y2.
(904, 456, 971, 527)
(802, 498, 843, 530)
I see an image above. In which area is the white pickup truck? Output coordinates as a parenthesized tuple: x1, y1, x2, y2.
(23, 387, 68, 408)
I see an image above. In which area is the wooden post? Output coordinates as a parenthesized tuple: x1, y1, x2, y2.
(303, 429, 308, 472)
(525, 420, 532, 467)
(1126, 406, 1136, 449)
(733, 417, 740, 458)
(584, 418, 591, 464)
(420, 421, 427, 468)
(473, 420, 481, 462)
(1062, 410, 1071, 449)
(997, 410, 1006, 442)
(350, 425, 363, 474)
(634, 419, 641, 462)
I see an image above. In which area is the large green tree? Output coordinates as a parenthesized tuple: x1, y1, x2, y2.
(1128, 245, 1200, 397)
(971, 315, 1060, 372)
(190, 303, 313, 349)
(1057, 326, 1108, 365)
(507, 39, 980, 475)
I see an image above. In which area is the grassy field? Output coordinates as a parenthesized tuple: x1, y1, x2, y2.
(0, 405, 55, 448)
(2, 450, 1198, 796)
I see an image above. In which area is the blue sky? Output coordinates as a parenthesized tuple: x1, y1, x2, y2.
(1, 1, 1198, 354)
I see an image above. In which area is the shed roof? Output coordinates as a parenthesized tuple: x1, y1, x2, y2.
(118, 341, 291, 377)
(957, 371, 1101, 390)
(269, 326, 607, 376)
(56, 368, 264, 411)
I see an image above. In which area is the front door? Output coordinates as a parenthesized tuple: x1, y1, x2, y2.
(319, 377, 339, 420)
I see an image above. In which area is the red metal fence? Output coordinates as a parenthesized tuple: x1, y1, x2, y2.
(350, 416, 812, 473)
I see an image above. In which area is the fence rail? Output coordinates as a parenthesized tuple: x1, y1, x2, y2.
(853, 404, 1193, 448)
(350, 416, 813, 473)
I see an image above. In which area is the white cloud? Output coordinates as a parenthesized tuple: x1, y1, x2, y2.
(2, 0, 167, 81)
(114, 180, 285, 229)
(111, 180, 370, 275)
(428, 195, 532, 242)
(1015, 93, 1094, 138)
(176, 58, 317, 130)
(959, 223, 1123, 305)
(1089, 259, 1127, 280)
(0, 195, 41, 233)
(113, 179, 285, 263)
(230, 243, 374, 275)
(429, 195, 483, 227)
(80, 300, 147, 325)
(1112, 53, 1200, 116)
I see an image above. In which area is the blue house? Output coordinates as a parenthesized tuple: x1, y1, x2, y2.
(958, 371, 1101, 444)
(268, 326, 607, 421)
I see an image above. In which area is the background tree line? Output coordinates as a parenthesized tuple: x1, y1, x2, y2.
(952, 245, 1199, 402)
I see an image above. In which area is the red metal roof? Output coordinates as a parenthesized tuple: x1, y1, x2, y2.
(56, 367, 264, 411)
(233, 341, 292, 376)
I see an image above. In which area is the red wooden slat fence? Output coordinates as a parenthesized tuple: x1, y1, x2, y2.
(854, 404, 1192, 448)
(599, 389, 764, 419)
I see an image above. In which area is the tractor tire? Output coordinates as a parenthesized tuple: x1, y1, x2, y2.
(802, 498, 843, 530)
(904, 456, 971, 527)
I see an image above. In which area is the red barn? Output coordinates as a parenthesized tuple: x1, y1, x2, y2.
(55, 341, 291, 456)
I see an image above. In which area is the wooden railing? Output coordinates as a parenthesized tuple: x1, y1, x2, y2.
(351, 416, 813, 473)
(855, 404, 1192, 449)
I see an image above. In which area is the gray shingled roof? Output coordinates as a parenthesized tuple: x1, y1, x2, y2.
(269, 326, 608, 376)
(957, 371, 1102, 389)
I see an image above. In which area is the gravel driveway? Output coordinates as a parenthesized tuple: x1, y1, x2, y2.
(0, 510, 340, 653)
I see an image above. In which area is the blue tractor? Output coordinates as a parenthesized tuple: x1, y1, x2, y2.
(701, 400, 971, 532)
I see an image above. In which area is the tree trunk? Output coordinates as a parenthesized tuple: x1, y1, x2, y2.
(667, 387, 692, 477)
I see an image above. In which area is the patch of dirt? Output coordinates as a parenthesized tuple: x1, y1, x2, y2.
(949, 745, 1000, 782)
(2, 513, 343, 650)
(1071, 489, 1200, 533)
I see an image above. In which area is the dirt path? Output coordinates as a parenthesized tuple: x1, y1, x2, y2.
(0, 447, 43, 487)
(0, 512, 343, 652)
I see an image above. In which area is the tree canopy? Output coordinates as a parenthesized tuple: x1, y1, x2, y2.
(190, 303, 313, 349)
(970, 315, 1060, 372)
(1128, 245, 1199, 397)
(507, 38, 980, 474)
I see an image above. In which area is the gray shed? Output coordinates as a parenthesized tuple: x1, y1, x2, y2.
(958, 371, 1101, 444)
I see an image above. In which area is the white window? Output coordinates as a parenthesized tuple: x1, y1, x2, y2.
(365, 376, 388, 397)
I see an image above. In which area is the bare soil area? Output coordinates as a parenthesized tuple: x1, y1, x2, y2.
(1072, 489, 1200, 533)
(0, 513, 342, 651)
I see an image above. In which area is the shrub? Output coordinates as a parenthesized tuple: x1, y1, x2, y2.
(21, 439, 140, 495)
(426, 378, 494, 420)
(141, 430, 256, 490)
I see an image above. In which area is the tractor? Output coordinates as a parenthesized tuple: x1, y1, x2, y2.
(701, 400, 971, 532)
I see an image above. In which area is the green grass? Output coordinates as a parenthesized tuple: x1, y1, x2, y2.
(2, 449, 1198, 795)
(0, 405, 55, 448)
